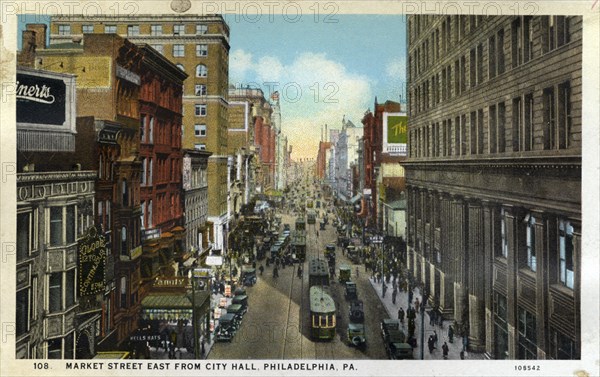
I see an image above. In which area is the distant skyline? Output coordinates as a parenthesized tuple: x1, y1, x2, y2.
(227, 14, 407, 160)
(18, 14, 407, 160)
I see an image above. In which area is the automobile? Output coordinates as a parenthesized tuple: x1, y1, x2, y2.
(241, 267, 257, 286)
(215, 313, 238, 342)
(320, 220, 326, 230)
(349, 299, 365, 323)
(234, 287, 247, 297)
(232, 295, 248, 315)
(339, 265, 351, 284)
(347, 323, 366, 348)
(345, 281, 357, 300)
(226, 304, 244, 325)
(283, 223, 291, 231)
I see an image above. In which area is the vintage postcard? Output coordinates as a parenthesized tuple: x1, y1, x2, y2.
(0, 1, 598, 376)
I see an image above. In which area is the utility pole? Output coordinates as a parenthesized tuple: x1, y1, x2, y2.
(420, 299, 425, 360)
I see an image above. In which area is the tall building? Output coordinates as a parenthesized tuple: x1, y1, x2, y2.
(405, 15, 582, 359)
(49, 13, 232, 257)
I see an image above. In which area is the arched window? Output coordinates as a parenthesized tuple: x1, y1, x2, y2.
(196, 64, 207, 77)
(176, 63, 185, 71)
(121, 226, 127, 256)
(122, 180, 128, 206)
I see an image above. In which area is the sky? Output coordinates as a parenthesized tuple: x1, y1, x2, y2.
(226, 14, 407, 160)
(18, 14, 407, 160)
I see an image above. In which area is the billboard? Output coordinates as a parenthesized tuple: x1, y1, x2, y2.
(78, 226, 107, 296)
(16, 72, 66, 126)
(383, 112, 408, 156)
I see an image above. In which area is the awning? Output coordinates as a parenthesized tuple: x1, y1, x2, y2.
(140, 292, 210, 321)
(349, 194, 363, 205)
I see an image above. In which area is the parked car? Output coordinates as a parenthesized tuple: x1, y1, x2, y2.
(345, 281, 357, 300)
(216, 313, 238, 342)
(349, 299, 365, 323)
(347, 322, 366, 348)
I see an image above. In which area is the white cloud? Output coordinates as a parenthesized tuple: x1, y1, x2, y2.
(230, 50, 373, 159)
(385, 58, 406, 79)
(229, 49, 254, 84)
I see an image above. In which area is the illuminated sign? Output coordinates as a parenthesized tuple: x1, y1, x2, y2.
(16, 73, 66, 125)
(383, 112, 408, 156)
(78, 226, 107, 296)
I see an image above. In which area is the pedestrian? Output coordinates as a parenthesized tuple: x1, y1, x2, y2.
(297, 265, 303, 278)
(392, 289, 397, 305)
(201, 338, 206, 356)
(430, 309, 436, 326)
(259, 264, 264, 275)
(273, 266, 279, 278)
(414, 298, 420, 313)
(442, 342, 449, 359)
(448, 325, 454, 343)
(398, 307, 405, 324)
(408, 289, 414, 306)
(462, 334, 468, 351)
(433, 330, 438, 348)
(356, 266, 359, 278)
(427, 335, 435, 353)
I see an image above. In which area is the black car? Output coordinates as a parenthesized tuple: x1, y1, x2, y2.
(349, 300, 365, 323)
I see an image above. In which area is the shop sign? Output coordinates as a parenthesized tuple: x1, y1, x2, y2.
(153, 276, 188, 288)
(130, 334, 162, 342)
(142, 228, 161, 241)
(78, 226, 107, 296)
(16, 72, 66, 125)
(116, 65, 141, 85)
(205, 255, 223, 266)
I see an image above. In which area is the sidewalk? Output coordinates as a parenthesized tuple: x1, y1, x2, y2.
(368, 276, 485, 360)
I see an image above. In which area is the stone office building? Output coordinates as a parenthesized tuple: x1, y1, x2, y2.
(405, 15, 581, 359)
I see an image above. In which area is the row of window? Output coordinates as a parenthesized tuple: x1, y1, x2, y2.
(409, 81, 574, 157)
(58, 23, 208, 36)
(493, 292, 578, 359)
(409, 16, 575, 113)
(147, 43, 208, 58)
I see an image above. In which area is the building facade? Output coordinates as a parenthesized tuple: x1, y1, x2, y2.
(182, 149, 211, 263)
(49, 13, 232, 259)
(405, 15, 582, 359)
(16, 67, 99, 359)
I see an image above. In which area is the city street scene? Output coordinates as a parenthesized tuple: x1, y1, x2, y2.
(8, 5, 591, 369)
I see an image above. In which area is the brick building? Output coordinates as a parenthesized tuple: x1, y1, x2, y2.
(405, 15, 581, 359)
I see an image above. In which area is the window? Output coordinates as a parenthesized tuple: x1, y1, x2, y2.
(500, 208, 508, 258)
(559, 219, 574, 289)
(513, 96, 523, 152)
(122, 180, 128, 206)
(48, 273, 62, 313)
(497, 29, 505, 74)
(17, 211, 37, 260)
(173, 44, 185, 57)
(50, 206, 77, 246)
(550, 329, 577, 359)
(195, 104, 207, 116)
(148, 200, 153, 228)
(121, 226, 127, 256)
(489, 35, 497, 79)
(47, 338, 62, 359)
(525, 214, 536, 271)
(196, 64, 207, 77)
(543, 86, 556, 150)
(104, 25, 117, 33)
(174, 24, 185, 35)
(151, 24, 162, 36)
(65, 269, 75, 308)
(512, 18, 523, 68)
(58, 25, 71, 35)
(517, 307, 537, 359)
(470, 48, 476, 88)
(489, 105, 497, 153)
(544, 16, 570, 53)
(196, 24, 208, 34)
(477, 44, 484, 84)
(498, 102, 506, 152)
(149, 116, 154, 143)
(176, 64, 185, 71)
(127, 25, 140, 36)
(460, 114, 467, 155)
(558, 81, 572, 149)
(194, 124, 207, 137)
(195, 143, 206, 151)
(195, 84, 207, 96)
(82, 25, 94, 33)
(477, 109, 484, 154)
(524, 16, 534, 63)
(150, 44, 163, 55)
(470, 111, 477, 154)
(196, 44, 208, 57)
(524, 93, 534, 151)
(16, 289, 29, 337)
(493, 292, 509, 359)
(149, 158, 153, 185)
(120, 276, 127, 308)
(140, 115, 146, 142)
(141, 202, 146, 230)
(141, 158, 147, 185)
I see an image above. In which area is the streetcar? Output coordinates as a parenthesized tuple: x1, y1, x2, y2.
(291, 230, 306, 262)
(309, 285, 336, 340)
(295, 217, 306, 231)
(308, 258, 330, 287)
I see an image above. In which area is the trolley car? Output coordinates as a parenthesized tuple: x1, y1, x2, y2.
(309, 286, 336, 340)
(291, 230, 306, 262)
(308, 258, 330, 287)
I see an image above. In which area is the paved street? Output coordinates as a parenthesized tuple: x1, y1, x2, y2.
(209, 210, 389, 359)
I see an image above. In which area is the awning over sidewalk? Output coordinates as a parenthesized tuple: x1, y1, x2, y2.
(140, 292, 210, 321)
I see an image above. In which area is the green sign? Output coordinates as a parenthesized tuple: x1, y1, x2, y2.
(387, 115, 408, 144)
(78, 226, 107, 296)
